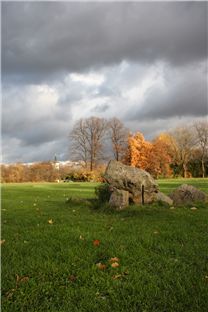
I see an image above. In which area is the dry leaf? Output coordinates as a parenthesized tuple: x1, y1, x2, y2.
(16, 274, 29, 284)
(1, 239, 6, 245)
(93, 239, 100, 247)
(5, 288, 16, 299)
(96, 263, 107, 270)
(111, 262, 119, 268)
(68, 275, 77, 282)
(48, 219, 53, 224)
(79, 235, 84, 240)
(20, 276, 29, 283)
(16, 274, 20, 283)
(112, 274, 122, 280)
(190, 207, 197, 210)
(109, 257, 120, 263)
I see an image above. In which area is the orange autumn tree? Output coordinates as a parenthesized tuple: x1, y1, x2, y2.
(124, 132, 173, 178)
(125, 132, 152, 170)
(148, 133, 173, 177)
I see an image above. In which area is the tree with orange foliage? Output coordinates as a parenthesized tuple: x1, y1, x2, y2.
(125, 132, 173, 178)
(125, 132, 152, 170)
(148, 133, 173, 177)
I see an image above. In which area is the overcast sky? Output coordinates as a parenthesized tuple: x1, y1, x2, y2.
(2, 1, 208, 163)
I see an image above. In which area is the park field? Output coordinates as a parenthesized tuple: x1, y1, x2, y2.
(1, 178, 208, 312)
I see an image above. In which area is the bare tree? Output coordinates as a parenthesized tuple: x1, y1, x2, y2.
(70, 119, 88, 167)
(108, 117, 129, 161)
(194, 120, 208, 177)
(70, 117, 107, 171)
(171, 127, 196, 178)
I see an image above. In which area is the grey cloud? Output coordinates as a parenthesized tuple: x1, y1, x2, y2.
(2, 136, 69, 163)
(92, 103, 110, 113)
(128, 62, 207, 120)
(2, 85, 72, 147)
(2, 2, 207, 163)
(2, 2, 207, 83)
(125, 116, 208, 142)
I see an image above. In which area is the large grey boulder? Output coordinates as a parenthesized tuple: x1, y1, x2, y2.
(109, 188, 129, 210)
(104, 160, 172, 206)
(169, 184, 208, 205)
(153, 191, 173, 206)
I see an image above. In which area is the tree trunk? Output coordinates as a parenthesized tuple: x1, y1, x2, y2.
(202, 158, 205, 178)
(183, 163, 188, 178)
(90, 156, 93, 171)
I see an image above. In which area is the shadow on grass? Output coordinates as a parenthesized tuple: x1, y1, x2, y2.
(65, 196, 173, 218)
(65, 196, 208, 220)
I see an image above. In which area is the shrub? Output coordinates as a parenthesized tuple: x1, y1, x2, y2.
(63, 168, 105, 182)
(95, 183, 111, 203)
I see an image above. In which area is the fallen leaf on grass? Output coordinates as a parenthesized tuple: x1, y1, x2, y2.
(111, 262, 119, 268)
(96, 291, 107, 300)
(16, 274, 29, 284)
(68, 275, 77, 282)
(96, 263, 107, 270)
(1, 239, 6, 245)
(48, 219, 53, 224)
(109, 257, 120, 263)
(112, 274, 122, 280)
(190, 207, 198, 210)
(112, 271, 129, 280)
(93, 239, 100, 247)
(20, 276, 29, 283)
(5, 288, 16, 299)
(79, 235, 84, 240)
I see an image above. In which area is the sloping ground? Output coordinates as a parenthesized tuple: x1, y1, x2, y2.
(1, 179, 208, 312)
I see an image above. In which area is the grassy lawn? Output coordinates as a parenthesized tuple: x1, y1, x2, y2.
(1, 179, 208, 312)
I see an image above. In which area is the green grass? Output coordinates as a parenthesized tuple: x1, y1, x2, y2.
(1, 179, 208, 312)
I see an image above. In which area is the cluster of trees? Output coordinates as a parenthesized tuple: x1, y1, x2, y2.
(1, 117, 207, 183)
(70, 117, 208, 178)
(1, 162, 60, 183)
(0, 161, 105, 183)
(70, 117, 128, 170)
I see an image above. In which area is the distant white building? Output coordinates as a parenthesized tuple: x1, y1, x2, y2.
(52, 160, 85, 170)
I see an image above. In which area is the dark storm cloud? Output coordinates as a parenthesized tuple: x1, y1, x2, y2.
(2, 2, 207, 163)
(2, 1, 207, 83)
(128, 62, 207, 120)
(2, 84, 72, 147)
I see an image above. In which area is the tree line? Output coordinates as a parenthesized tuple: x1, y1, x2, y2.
(70, 117, 208, 178)
(1, 117, 207, 182)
